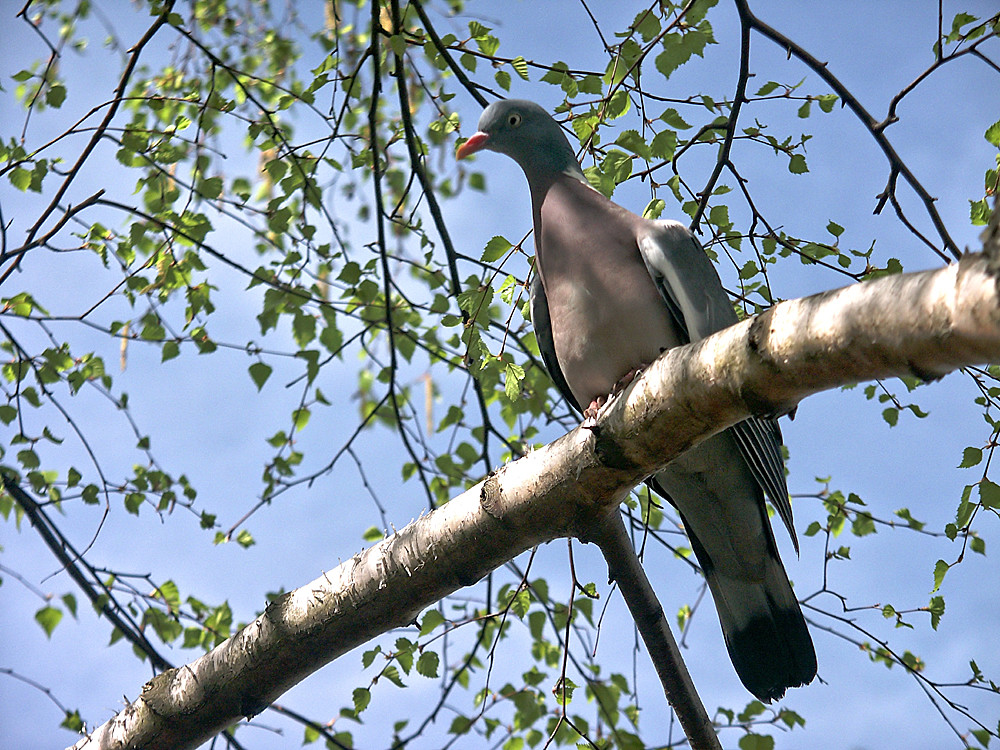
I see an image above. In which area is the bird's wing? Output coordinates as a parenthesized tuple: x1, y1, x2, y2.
(529, 272, 582, 413)
(637, 221, 797, 550)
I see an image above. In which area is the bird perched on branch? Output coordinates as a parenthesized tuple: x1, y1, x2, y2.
(457, 99, 816, 702)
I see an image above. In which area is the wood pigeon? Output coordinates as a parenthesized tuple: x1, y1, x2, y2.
(457, 99, 816, 702)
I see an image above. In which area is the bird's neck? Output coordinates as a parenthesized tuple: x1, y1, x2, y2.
(531, 172, 642, 274)
(526, 165, 589, 224)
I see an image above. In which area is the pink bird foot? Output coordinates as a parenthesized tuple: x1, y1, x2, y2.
(581, 365, 648, 428)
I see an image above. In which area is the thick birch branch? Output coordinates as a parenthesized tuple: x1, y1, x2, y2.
(70, 248, 1000, 750)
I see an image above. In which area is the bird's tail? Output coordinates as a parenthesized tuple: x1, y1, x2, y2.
(687, 527, 817, 702)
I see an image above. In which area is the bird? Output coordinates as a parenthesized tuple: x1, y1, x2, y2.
(457, 99, 816, 702)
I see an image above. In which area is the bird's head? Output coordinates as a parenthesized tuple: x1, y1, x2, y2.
(456, 99, 582, 180)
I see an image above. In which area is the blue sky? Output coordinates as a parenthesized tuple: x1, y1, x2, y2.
(2, 1, 999, 748)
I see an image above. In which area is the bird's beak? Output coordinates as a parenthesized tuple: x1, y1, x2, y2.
(456, 131, 490, 160)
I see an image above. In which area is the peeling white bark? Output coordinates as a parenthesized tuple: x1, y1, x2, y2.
(71, 251, 1000, 750)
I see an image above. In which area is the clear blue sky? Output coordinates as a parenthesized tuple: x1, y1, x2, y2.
(2, 1, 999, 748)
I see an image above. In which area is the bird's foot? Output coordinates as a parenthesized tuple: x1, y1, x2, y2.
(580, 365, 648, 429)
(612, 365, 646, 396)
(581, 396, 606, 428)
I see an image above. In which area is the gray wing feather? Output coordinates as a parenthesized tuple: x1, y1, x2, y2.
(529, 273, 582, 413)
(636, 221, 738, 341)
(637, 221, 797, 549)
(732, 418, 797, 551)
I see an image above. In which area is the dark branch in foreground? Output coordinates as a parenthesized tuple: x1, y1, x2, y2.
(586, 510, 721, 750)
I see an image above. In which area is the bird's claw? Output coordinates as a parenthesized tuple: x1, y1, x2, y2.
(581, 365, 648, 428)
(612, 365, 646, 395)
(582, 396, 606, 428)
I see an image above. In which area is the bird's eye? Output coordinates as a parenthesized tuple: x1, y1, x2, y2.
(508, 112, 522, 128)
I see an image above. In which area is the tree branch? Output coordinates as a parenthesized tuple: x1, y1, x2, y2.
(410, 0, 489, 108)
(67, 235, 1000, 749)
(737, 0, 962, 261)
(585, 510, 721, 750)
(691, 0, 752, 233)
(18, 2, 175, 258)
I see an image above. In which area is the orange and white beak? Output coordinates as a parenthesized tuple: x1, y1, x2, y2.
(456, 131, 490, 160)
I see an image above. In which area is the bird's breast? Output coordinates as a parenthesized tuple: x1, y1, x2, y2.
(540, 239, 682, 408)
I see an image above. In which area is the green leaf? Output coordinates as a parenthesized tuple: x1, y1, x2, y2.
(947, 12, 978, 42)
(738, 733, 775, 750)
(510, 56, 529, 80)
(628, 7, 661, 41)
(481, 235, 511, 263)
(60, 709, 84, 732)
(124, 492, 144, 514)
(292, 312, 316, 348)
(932, 559, 949, 593)
(510, 587, 530, 618)
(419, 608, 445, 635)
(474, 32, 500, 57)
(248, 362, 272, 391)
(17, 449, 39, 469)
(615, 129, 652, 160)
(449, 715, 472, 735)
(660, 108, 691, 130)
(395, 637, 414, 674)
(382, 664, 406, 687)
(739, 260, 759, 280)
(818, 93, 839, 112)
(416, 650, 440, 677)
(35, 605, 63, 638)
(161, 340, 180, 362)
(504, 362, 525, 400)
(959, 446, 983, 468)
(986, 120, 1000, 147)
(197, 176, 223, 199)
(650, 129, 677, 159)
(709, 204, 730, 229)
(788, 153, 808, 174)
(738, 700, 767, 722)
(979, 478, 1000, 508)
(971, 198, 990, 226)
(655, 26, 714, 82)
(387, 34, 407, 57)
(642, 199, 665, 220)
(292, 408, 310, 430)
(10, 167, 31, 191)
(45, 83, 67, 108)
(362, 526, 384, 542)
(894, 507, 925, 531)
(152, 580, 181, 611)
(353, 687, 371, 715)
(61, 593, 78, 618)
(851, 513, 876, 538)
(540, 61, 570, 86)
(928, 595, 945, 630)
(605, 89, 631, 120)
